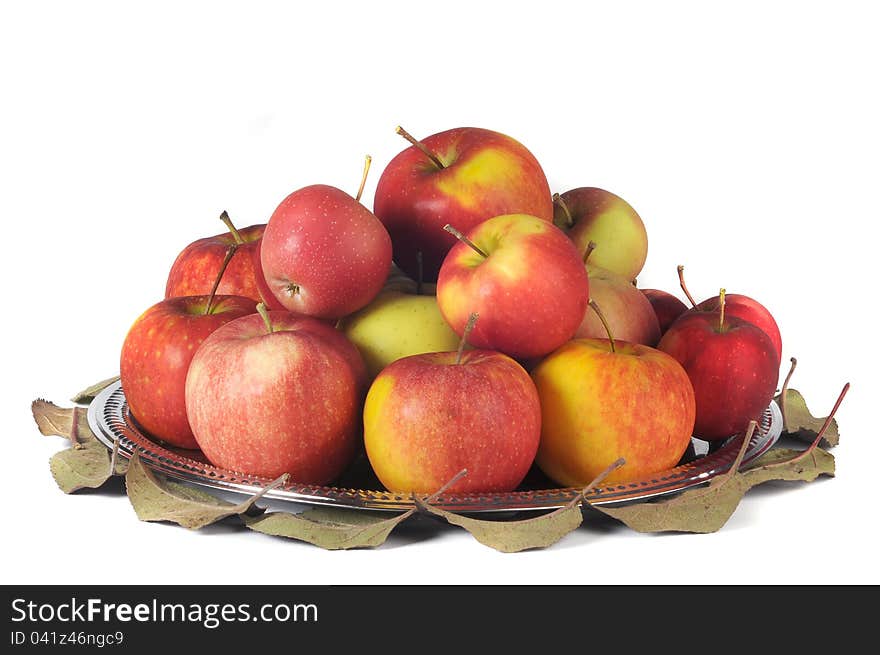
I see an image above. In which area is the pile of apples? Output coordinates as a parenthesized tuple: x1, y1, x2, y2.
(120, 126, 783, 495)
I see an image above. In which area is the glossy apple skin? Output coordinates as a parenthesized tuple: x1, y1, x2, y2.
(374, 127, 554, 282)
(693, 293, 782, 360)
(339, 289, 461, 380)
(532, 338, 695, 486)
(120, 295, 258, 448)
(641, 288, 689, 334)
(185, 311, 366, 482)
(658, 312, 780, 441)
(555, 187, 648, 281)
(437, 214, 589, 359)
(261, 184, 393, 319)
(165, 225, 265, 303)
(577, 267, 661, 346)
(363, 350, 541, 494)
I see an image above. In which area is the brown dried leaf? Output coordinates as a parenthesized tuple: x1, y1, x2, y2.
(244, 506, 414, 550)
(70, 376, 119, 404)
(50, 440, 111, 493)
(31, 400, 93, 445)
(596, 421, 836, 534)
(414, 459, 625, 553)
(125, 452, 286, 530)
(775, 388, 840, 448)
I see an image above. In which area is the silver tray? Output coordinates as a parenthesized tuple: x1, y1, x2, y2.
(88, 380, 782, 513)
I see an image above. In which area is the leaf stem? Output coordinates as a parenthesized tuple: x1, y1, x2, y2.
(578, 457, 626, 503)
(219, 211, 245, 245)
(109, 438, 121, 476)
(724, 420, 758, 481)
(589, 300, 616, 353)
(677, 265, 698, 307)
(395, 126, 445, 169)
(456, 312, 479, 364)
(70, 406, 82, 449)
(423, 468, 469, 503)
(779, 357, 798, 431)
(355, 155, 372, 203)
(443, 224, 489, 258)
(780, 382, 850, 465)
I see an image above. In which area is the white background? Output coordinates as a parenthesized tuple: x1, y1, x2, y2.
(2, 1, 877, 585)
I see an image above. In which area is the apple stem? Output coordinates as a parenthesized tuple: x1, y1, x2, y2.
(589, 299, 616, 353)
(205, 244, 239, 315)
(423, 468, 469, 503)
(256, 302, 274, 334)
(416, 250, 424, 296)
(677, 265, 698, 307)
(355, 154, 372, 203)
(552, 193, 575, 228)
(718, 288, 726, 330)
(219, 211, 245, 245)
(778, 357, 798, 431)
(583, 240, 597, 264)
(456, 312, 479, 364)
(443, 224, 489, 258)
(395, 125, 445, 169)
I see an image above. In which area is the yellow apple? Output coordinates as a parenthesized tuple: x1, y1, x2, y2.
(339, 289, 461, 380)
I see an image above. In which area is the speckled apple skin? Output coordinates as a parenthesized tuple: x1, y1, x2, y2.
(165, 225, 265, 303)
(374, 127, 554, 283)
(694, 293, 782, 361)
(260, 184, 392, 320)
(120, 295, 258, 448)
(531, 339, 696, 486)
(363, 350, 541, 494)
(577, 268, 661, 346)
(185, 311, 365, 483)
(437, 214, 589, 359)
(658, 312, 780, 441)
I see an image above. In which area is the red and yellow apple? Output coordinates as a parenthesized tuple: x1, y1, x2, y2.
(374, 127, 554, 282)
(165, 219, 265, 303)
(531, 338, 696, 486)
(120, 295, 257, 448)
(576, 266, 661, 346)
(185, 308, 366, 482)
(554, 187, 648, 281)
(363, 349, 541, 494)
(437, 214, 589, 360)
(261, 184, 392, 319)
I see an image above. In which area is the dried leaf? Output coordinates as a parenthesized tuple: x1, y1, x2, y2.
(776, 388, 840, 448)
(244, 506, 414, 550)
(31, 400, 93, 445)
(596, 409, 839, 534)
(414, 459, 625, 553)
(71, 376, 119, 404)
(50, 440, 111, 493)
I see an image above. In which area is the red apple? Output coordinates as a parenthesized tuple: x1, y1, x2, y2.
(120, 295, 257, 448)
(165, 213, 265, 303)
(658, 291, 780, 441)
(374, 126, 554, 282)
(693, 293, 782, 360)
(531, 335, 696, 486)
(437, 214, 589, 360)
(261, 184, 392, 319)
(554, 187, 648, 281)
(577, 266, 661, 346)
(185, 308, 366, 482)
(641, 288, 688, 334)
(363, 348, 541, 493)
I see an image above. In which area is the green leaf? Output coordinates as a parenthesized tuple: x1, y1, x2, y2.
(31, 400, 93, 446)
(413, 459, 625, 553)
(775, 388, 840, 448)
(244, 506, 414, 550)
(125, 452, 286, 530)
(71, 376, 119, 404)
(595, 425, 835, 534)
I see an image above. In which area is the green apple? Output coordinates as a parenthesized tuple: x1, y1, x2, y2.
(339, 285, 460, 380)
